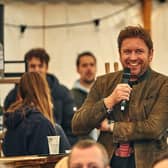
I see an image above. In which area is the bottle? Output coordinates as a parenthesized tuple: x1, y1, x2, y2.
(0, 42, 4, 78)
(0, 99, 3, 157)
(0, 102, 3, 132)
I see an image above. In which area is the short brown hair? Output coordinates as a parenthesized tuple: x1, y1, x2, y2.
(24, 48, 50, 67)
(68, 139, 109, 167)
(76, 51, 96, 67)
(118, 26, 153, 52)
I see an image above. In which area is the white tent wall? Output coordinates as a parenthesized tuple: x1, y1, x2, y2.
(0, 1, 168, 104)
(152, 1, 168, 74)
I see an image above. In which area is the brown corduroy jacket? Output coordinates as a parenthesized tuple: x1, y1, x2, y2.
(72, 68, 168, 168)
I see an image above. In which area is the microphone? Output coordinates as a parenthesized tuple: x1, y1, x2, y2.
(120, 68, 131, 111)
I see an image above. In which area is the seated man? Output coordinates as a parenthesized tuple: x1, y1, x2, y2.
(55, 139, 110, 168)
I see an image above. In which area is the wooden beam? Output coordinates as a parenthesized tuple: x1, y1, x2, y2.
(105, 62, 110, 74)
(0, 78, 20, 84)
(141, 0, 152, 33)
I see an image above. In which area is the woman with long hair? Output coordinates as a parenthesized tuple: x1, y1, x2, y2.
(2, 72, 56, 156)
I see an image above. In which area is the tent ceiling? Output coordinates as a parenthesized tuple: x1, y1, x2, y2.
(1, 0, 138, 4)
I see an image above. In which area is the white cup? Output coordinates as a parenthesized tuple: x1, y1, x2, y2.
(65, 150, 71, 154)
(47, 135, 60, 154)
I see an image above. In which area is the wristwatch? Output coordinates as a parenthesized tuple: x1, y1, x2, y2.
(108, 120, 115, 132)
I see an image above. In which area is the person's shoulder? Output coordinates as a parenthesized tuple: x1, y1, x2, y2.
(29, 111, 55, 134)
(47, 73, 72, 98)
(55, 123, 65, 134)
(47, 73, 59, 86)
(55, 123, 63, 131)
(47, 73, 69, 91)
(151, 70, 168, 82)
(96, 70, 122, 85)
(71, 87, 86, 95)
(60, 84, 70, 92)
(27, 109, 52, 126)
(97, 70, 122, 79)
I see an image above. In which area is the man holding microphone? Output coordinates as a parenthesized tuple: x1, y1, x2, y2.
(72, 26, 168, 168)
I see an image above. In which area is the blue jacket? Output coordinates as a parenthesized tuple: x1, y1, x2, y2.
(4, 73, 77, 145)
(2, 106, 56, 156)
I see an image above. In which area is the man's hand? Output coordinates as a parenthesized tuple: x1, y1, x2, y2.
(99, 119, 114, 132)
(104, 83, 132, 109)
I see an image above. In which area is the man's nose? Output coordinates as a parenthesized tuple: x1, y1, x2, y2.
(129, 52, 137, 60)
(82, 166, 88, 168)
(34, 66, 40, 72)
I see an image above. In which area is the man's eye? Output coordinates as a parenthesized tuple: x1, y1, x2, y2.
(81, 64, 88, 68)
(89, 166, 99, 168)
(30, 65, 35, 68)
(88, 163, 100, 168)
(90, 63, 95, 67)
(123, 50, 131, 55)
(71, 164, 82, 168)
(135, 49, 144, 54)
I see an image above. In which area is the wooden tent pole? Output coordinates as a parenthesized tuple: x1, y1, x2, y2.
(105, 62, 110, 74)
(114, 62, 119, 72)
(105, 61, 119, 74)
(42, 3, 46, 48)
(141, 0, 152, 33)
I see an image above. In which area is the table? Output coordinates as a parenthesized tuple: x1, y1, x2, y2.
(0, 154, 66, 168)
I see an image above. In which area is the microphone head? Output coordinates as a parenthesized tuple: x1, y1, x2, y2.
(121, 68, 131, 111)
(123, 68, 131, 80)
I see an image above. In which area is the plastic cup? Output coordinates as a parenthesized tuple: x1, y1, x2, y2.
(47, 135, 60, 154)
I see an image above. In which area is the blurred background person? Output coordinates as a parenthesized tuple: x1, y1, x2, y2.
(2, 72, 56, 156)
(4, 48, 77, 145)
(71, 51, 97, 109)
(68, 139, 110, 168)
(55, 139, 110, 168)
(71, 51, 98, 140)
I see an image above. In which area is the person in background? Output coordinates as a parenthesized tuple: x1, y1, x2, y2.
(71, 51, 98, 140)
(71, 51, 97, 109)
(55, 139, 110, 168)
(2, 72, 56, 156)
(68, 139, 110, 168)
(151, 151, 168, 168)
(4, 48, 77, 145)
(72, 26, 168, 168)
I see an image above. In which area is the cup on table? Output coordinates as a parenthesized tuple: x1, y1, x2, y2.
(65, 150, 71, 154)
(47, 135, 60, 154)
